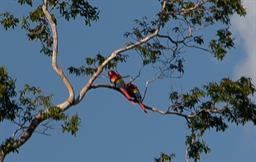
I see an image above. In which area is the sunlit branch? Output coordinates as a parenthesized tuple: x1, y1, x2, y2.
(42, 0, 75, 109)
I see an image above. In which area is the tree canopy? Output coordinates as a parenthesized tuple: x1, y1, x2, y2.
(0, 0, 255, 162)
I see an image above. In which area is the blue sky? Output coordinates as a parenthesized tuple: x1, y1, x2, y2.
(1, 0, 256, 162)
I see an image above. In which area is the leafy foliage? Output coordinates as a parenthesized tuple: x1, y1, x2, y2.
(210, 28, 234, 60)
(18, 84, 54, 123)
(61, 114, 81, 136)
(42, 108, 80, 136)
(0, 67, 81, 156)
(186, 132, 210, 162)
(0, 12, 19, 30)
(53, 0, 99, 26)
(0, 67, 18, 122)
(154, 152, 175, 162)
(17, 0, 33, 6)
(169, 77, 256, 161)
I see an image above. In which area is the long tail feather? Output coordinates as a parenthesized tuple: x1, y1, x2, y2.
(138, 102, 148, 113)
(120, 88, 135, 104)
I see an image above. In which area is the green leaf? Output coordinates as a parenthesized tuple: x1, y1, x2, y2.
(17, 0, 33, 6)
(0, 12, 19, 30)
(61, 114, 81, 136)
(0, 67, 18, 122)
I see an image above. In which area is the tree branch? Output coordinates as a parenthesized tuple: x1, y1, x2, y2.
(188, 107, 227, 118)
(90, 83, 190, 122)
(42, 0, 75, 109)
(0, 0, 76, 156)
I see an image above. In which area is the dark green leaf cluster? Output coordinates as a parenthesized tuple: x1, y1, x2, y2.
(161, 0, 246, 26)
(173, 77, 256, 128)
(0, 67, 18, 122)
(169, 77, 256, 161)
(208, 0, 246, 24)
(154, 152, 175, 162)
(17, 0, 33, 6)
(42, 107, 65, 120)
(125, 17, 175, 68)
(53, 0, 99, 26)
(186, 132, 210, 162)
(136, 43, 162, 65)
(0, 12, 19, 30)
(43, 108, 80, 136)
(68, 53, 128, 76)
(124, 17, 157, 40)
(210, 28, 234, 60)
(19, 5, 54, 56)
(0, 67, 81, 156)
(18, 84, 54, 123)
(15, 0, 99, 26)
(0, 66, 54, 126)
(18, 85, 81, 133)
(61, 114, 80, 136)
(205, 77, 256, 124)
(125, 17, 164, 63)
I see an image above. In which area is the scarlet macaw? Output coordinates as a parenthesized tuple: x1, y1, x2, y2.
(108, 70, 134, 103)
(126, 83, 148, 113)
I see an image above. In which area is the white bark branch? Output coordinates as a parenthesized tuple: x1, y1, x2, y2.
(42, 0, 75, 109)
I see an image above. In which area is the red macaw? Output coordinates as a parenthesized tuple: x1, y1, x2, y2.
(108, 70, 134, 103)
(126, 83, 148, 113)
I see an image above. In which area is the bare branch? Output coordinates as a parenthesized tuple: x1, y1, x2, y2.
(142, 75, 163, 101)
(128, 65, 144, 82)
(182, 42, 212, 53)
(34, 121, 54, 136)
(42, 0, 75, 109)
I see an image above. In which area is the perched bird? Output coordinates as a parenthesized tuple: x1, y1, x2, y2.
(108, 70, 134, 103)
(126, 83, 148, 113)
